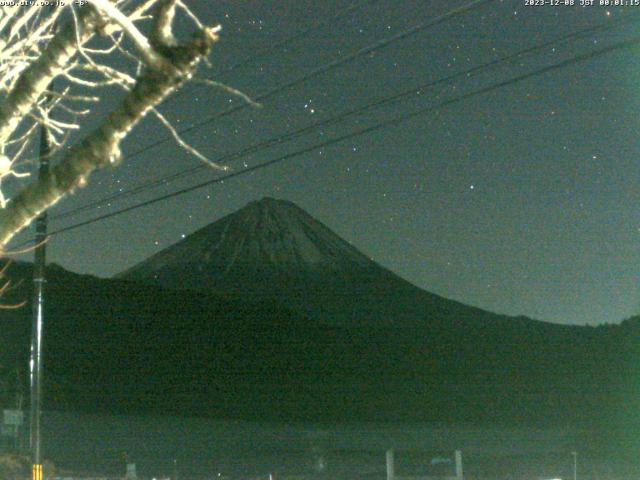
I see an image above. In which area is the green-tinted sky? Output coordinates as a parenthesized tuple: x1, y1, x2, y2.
(12, 0, 640, 325)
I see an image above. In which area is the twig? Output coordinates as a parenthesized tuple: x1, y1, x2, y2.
(152, 107, 228, 171)
(194, 78, 262, 108)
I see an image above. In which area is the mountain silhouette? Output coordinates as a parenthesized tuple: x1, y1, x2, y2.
(0, 199, 636, 438)
(119, 197, 491, 326)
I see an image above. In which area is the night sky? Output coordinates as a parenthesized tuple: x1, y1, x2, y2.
(10, 0, 640, 325)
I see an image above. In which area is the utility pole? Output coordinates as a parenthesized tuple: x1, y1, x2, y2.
(571, 451, 578, 480)
(29, 103, 52, 480)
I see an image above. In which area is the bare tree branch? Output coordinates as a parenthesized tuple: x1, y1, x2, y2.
(0, 6, 100, 146)
(151, 107, 228, 171)
(0, 16, 220, 246)
(86, 0, 164, 68)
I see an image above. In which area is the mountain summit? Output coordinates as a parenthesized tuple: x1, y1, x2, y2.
(121, 197, 371, 281)
(118, 197, 447, 324)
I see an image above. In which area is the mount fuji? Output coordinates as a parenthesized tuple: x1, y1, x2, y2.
(118, 197, 479, 326)
(112, 197, 640, 424)
(0, 198, 636, 430)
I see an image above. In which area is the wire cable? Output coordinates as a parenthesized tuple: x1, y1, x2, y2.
(28, 34, 640, 244)
(160, 0, 381, 107)
(51, 16, 635, 222)
(217, 0, 381, 77)
(114, 0, 496, 162)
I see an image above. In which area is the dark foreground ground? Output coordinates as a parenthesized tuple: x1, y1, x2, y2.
(24, 412, 639, 480)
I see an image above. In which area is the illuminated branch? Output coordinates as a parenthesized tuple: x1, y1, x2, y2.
(0, 3, 220, 246)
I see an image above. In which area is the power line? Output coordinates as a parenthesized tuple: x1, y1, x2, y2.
(117, 0, 495, 162)
(52, 17, 635, 222)
(31, 35, 640, 244)
(161, 0, 381, 107)
(50, 0, 497, 221)
(217, 0, 381, 77)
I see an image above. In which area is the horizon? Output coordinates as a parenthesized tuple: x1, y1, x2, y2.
(13, 195, 637, 327)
